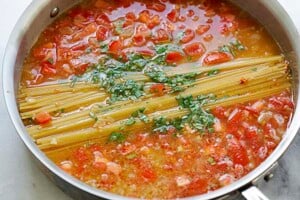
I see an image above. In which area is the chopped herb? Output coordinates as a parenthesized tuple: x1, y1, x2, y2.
(108, 80, 144, 103)
(146, 69, 197, 93)
(125, 117, 136, 126)
(108, 132, 126, 143)
(218, 39, 246, 57)
(70, 76, 78, 88)
(207, 69, 219, 76)
(47, 58, 54, 64)
(252, 67, 257, 72)
(153, 116, 174, 134)
(176, 94, 215, 133)
(89, 111, 98, 121)
(131, 108, 150, 123)
(207, 157, 216, 165)
(126, 153, 137, 159)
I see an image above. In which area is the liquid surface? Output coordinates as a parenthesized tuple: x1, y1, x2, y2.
(19, 0, 293, 199)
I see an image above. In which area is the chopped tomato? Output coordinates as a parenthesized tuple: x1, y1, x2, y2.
(227, 137, 249, 166)
(165, 51, 184, 64)
(125, 12, 136, 21)
(212, 106, 226, 119)
(108, 40, 123, 54)
(203, 52, 232, 65)
(35, 111, 52, 124)
(146, 3, 166, 12)
(180, 29, 195, 44)
(153, 29, 170, 44)
(141, 168, 157, 181)
(183, 42, 206, 60)
(40, 62, 57, 76)
(138, 10, 150, 23)
(95, 13, 111, 26)
(150, 83, 165, 96)
(184, 177, 208, 196)
(133, 34, 146, 46)
(96, 25, 109, 41)
(167, 9, 178, 22)
(196, 25, 210, 35)
(136, 49, 155, 57)
(74, 63, 89, 75)
(136, 24, 151, 37)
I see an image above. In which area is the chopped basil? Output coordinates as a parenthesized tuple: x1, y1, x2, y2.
(218, 39, 246, 57)
(207, 69, 219, 76)
(108, 132, 126, 143)
(108, 80, 144, 103)
(125, 117, 136, 126)
(89, 111, 98, 121)
(207, 157, 216, 165)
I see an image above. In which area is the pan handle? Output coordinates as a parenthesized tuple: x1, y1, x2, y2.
(241, 186, 270, 200)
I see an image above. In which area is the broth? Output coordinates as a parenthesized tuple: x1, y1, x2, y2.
(18, 0, 293, 199)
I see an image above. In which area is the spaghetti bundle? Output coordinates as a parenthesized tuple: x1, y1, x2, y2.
(18, 56, 291, 153)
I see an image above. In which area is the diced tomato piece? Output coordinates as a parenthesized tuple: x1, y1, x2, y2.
(245, 127, 263, 150)
(203, 52, 232, 65)
(203, 34, 213, 42)
(166, 51, 184, 64)
(40, 62, 57, 76)
(125, 12, 136, 21)
(95, 13, 111, 26)
(136, 24, 151, 37)
(96, 25, 109, 41)
(180, 29, 195, 44)
(108, 40, 123, 54)
(71, 43, 87, 51)
(196, 25, 210, 35)
(93, 161, 107, 171)
(244, 106, 259, 116)
(167, 9, 178, 22)
(73, 147, 89, 164)
(133, 34, 146, 46)
(184, 177, 208, 196)
(227, 138, 249, 166)
(146, 3, 166, 12)
(35, 111, 52, 124)
(148, 15, 160, 29)
(153, 29, 170, 44)
(141, 168, 156, 181)
(136, 49, 155, 57)
(212, 106, 226, 119)
(139, 10, 150, 23)
(74, 63, 89, 75)
(150, 83, 165, 96)
(183, 42, 206, 60)
(33, 42, 56, 60)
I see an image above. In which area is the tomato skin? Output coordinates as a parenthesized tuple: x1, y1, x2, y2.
(146, 3, 166, 12)
(141, 168, 156, 181)
(165, 51, 184, 64)
(41, 62, 57, 76)
(35, 111, 52, 124)
(95, 13, 111, 26)
(96, 25, 109, 41)
(150, 83, 165, 96)
(196, 25, 210, 35)
(167, 9, 178, 22)
(227, 137, 249, 166)
(136, 49, 155, 57)
(133, 34, 146, 46)
(108, 40, 123, 54)
(153, 29, 170, 44)
(183, 42, 206, 60)
(203, 52, 232, 65)
(180, 29, 195, 44)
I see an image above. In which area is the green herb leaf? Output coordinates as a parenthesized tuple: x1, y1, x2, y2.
(108, 132, 126, 143)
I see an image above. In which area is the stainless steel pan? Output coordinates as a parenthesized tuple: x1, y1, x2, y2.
(2, 0, 300, 199)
